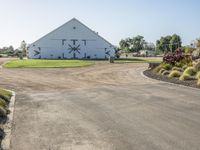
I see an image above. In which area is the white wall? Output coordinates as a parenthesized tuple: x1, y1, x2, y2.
(28, 18, 115, 59)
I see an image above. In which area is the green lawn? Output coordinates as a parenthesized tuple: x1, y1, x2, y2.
(115, 57, 162, 63)
(4, 59, 95, 68)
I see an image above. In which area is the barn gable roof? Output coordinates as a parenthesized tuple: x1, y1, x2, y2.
(31, 18, 114, 47)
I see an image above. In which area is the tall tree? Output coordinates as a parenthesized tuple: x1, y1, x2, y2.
(169, 34, 182, 52)
(131, 35, 145, 52)
(156, 34, 182, 53)
(119, 35, 147, 52)
(156, 36, 171, 52)
(143, 42, 155, 50)
(20, 40, 27, 57)
(119, 39, 131, 52)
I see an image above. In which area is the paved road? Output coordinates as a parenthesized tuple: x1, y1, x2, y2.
(0, 60, 200, 150)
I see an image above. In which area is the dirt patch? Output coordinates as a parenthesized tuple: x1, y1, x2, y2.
(1, 60, 200, 150)
(144, 69, 200, 89)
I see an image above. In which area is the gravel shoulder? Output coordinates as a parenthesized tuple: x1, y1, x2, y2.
(0, 59, 200, 150)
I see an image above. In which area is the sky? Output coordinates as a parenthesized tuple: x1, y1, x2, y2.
(0, 0, 200, 48)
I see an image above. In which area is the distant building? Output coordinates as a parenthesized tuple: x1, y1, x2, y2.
(28, 18, 115, 59)
(140, 50, 156, 57)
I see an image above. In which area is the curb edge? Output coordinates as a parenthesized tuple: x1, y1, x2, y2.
(141, 70, 200, 91)
(1, 90, 16, 150)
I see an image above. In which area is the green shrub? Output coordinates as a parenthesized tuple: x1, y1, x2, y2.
(158, 68, 166, 75)
(181, 56, 193, 66)
(183, 67, 196, 76)
(160, 63, 172, 70)
(172, 67, 183, 72)
(175, 62, 184, 68)
(194, 62, 200, 72)
(0, 88, 12, 103)
(162, 70, 170, 76)
(153, 66, 162, 73)
(182, 65, 188, 70)
(179, 74, 191, 81)
(197, 79, 200, 86)
(0, 99, 7, 108)
(0, 106, 7, 117)
(169, 70, 181, 78)
(154, 63, 172, 73)
(0, 95, 10, 103)
(187, 62, 193, 67)
(196, 72, 200, 80)
(179, 73, 196, 81)
(0, 88, 12, 98)
(0, 88, 11, 118)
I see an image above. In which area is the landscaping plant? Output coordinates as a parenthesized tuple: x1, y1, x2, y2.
(163, 48, 184, 65)
(196, 71, 200, 80)
(183, 67, 196, 76)
(168, 70, 181, 78)
(194, 61, 200, 71)
(0, 88, 11, 117)
(162, 70, 170, 76)
(179, 67, 197, 81)
(153, 63, 172, 74)
(163, 48, 192, 67)
(158, 68, 167, 75)
(197, 79, 200, 86)
(172, 67, 183, 72)
(151, 47, 200, 88)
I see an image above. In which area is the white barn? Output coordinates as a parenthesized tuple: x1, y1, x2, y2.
(28, 18, 115, 59)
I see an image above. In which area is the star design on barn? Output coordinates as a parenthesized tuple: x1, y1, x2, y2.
(105, 48, 111, 56)
(68, 44, 81, 54)
(33, 47, 41, 56)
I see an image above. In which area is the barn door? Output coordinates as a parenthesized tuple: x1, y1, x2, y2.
(73, 53, 76, 59)
(68, 39, 81, 59)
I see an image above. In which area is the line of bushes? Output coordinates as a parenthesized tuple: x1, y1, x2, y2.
(153, 48, 200, 86)
(0, 88, 12, 145)
(0, 88, 12, 117)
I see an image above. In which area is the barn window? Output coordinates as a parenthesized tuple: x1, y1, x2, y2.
(71, 39, 78, 45)
(82, 40, 86, 46)
(73, 26, 76, 30)
(62, 39, 66, 45)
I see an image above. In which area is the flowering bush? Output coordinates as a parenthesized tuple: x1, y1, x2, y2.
(163, 48, 184, 65)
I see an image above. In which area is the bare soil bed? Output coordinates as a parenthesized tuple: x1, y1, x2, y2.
(144, 69, 200, 89)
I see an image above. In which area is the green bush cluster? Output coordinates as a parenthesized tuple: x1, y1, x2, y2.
(153, 61, 200, 86)
(154, 63, 172, 74)
(172, 67, 183, 72)
(183, 67, 196, 76)
(153, 66, 161, 73)
(158, 68, 166, 75)
(162, 70, 170, 76)
(160, 63, 172, 70)
(0, 88, 12, 117)
(179, 73, 195, 81)
(182, 65, 188, 70)
(179, 67, 197, 81)
(196, 72, 200, 80)
(157, 51, 200, 86)
(169, 70, 181, 78)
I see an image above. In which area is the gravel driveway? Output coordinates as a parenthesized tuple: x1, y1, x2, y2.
(0, 60, 200, 150)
